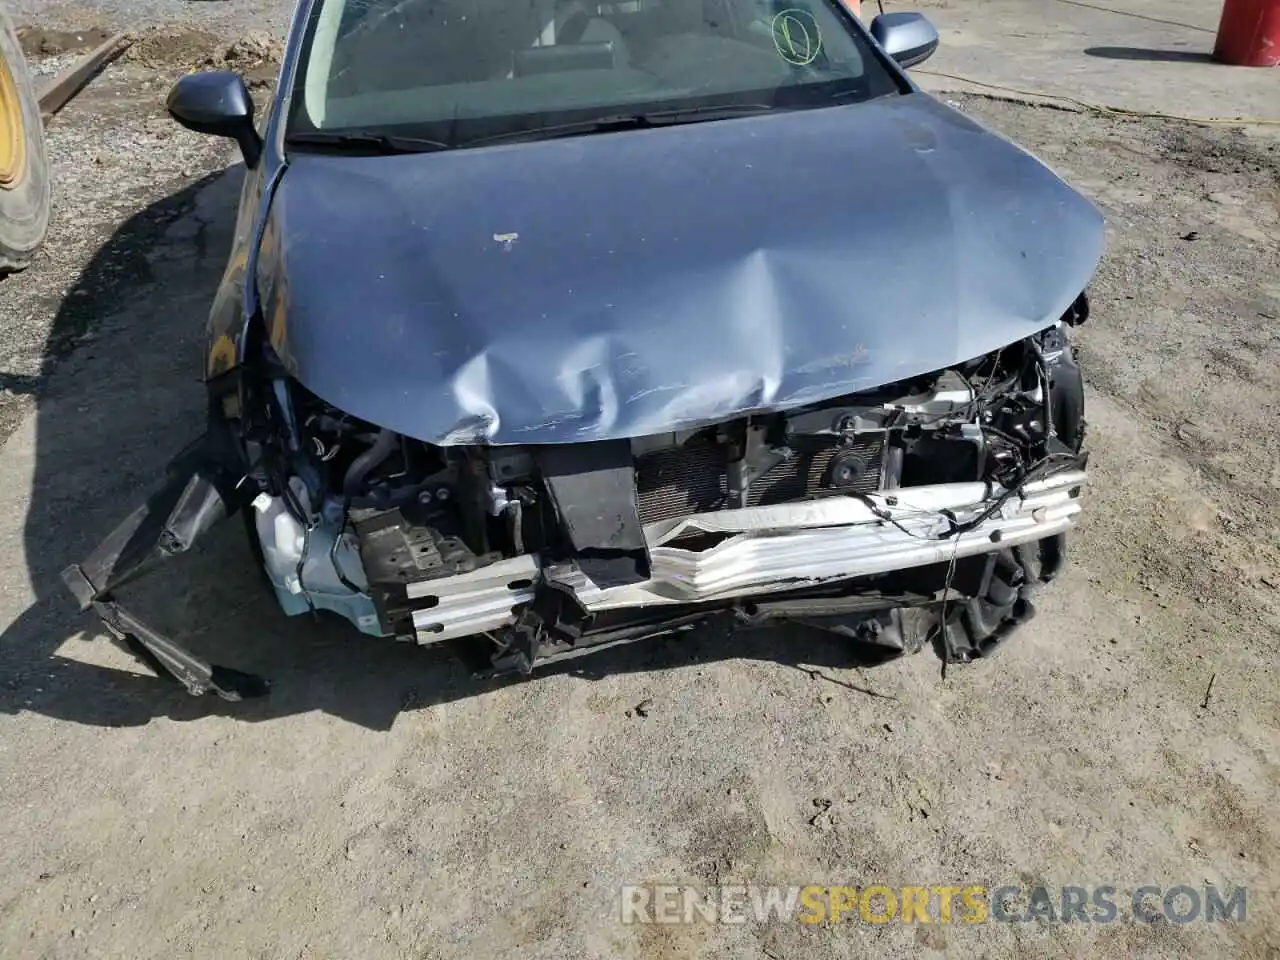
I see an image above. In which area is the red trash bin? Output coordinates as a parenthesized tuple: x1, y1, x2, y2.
(1213, 0, 1280, 66)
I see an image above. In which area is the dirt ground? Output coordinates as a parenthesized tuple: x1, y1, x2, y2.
(0, 10, 1278, 960)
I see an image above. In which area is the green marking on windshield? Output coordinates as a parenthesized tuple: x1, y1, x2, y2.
(772, 9, 822, 66)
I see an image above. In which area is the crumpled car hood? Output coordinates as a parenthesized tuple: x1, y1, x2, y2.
(256, 92, 1103, 445)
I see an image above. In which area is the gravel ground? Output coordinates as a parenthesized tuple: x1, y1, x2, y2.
(0, 25, 278, 438)
(0, 11, 1278, 960)
(12, 0, 294, 36)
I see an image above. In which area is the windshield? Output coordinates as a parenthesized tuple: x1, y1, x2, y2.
(286, 0, 902, 148)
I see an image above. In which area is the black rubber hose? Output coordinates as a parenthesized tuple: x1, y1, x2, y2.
(342, 428, 398, 496)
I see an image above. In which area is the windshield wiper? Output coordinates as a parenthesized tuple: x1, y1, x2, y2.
(286, 131, 452, 155)
(464, 103, 775, 147)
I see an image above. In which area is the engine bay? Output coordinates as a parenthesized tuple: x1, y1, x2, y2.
(237, 315, 1087, 651)
(59, 298, 1091, 695)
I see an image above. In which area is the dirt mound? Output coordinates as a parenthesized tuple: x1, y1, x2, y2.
(17, 26, 114, 57)
(121, 27, 282, 81)
(220, 30, 284, 69)
(217, 30, 284, 87)
(122, 26, 225, 69)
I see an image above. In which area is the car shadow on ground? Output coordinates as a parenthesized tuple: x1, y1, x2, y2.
(1082, 45, 1213, 63)
(0, 169, 915, 733)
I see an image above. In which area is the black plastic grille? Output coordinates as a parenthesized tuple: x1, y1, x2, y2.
(634, 435, 885, 525)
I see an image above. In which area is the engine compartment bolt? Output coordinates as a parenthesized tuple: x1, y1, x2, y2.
(435, 487, 451, 501)
(418, 490, 433, 505)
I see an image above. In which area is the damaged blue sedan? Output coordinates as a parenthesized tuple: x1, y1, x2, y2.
(62, 0, 1102, 698)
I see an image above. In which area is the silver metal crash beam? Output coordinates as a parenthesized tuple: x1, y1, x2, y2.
(409, 470, 1086, 643)
(409, 555, 540, 642)
(562, 470, 1085, 610)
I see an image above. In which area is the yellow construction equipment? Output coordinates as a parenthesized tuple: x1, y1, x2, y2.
(0, 2, 50, 275)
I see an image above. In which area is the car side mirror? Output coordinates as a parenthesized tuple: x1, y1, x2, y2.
(166, 71, 263, 169)
(870, 12, 940, 69)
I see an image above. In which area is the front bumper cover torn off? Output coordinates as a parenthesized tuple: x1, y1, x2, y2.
(60, 430, 270, 701)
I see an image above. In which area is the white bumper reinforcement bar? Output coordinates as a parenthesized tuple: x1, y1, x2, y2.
(410, 469, 1087, 643)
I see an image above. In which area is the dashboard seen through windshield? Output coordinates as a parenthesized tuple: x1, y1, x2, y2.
(287, 0, 902, 147)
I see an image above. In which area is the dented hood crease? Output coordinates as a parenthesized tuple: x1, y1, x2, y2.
(255, 93, 1103, 445)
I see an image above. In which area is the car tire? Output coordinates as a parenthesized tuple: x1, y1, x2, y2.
(0, 8, 51, 276)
